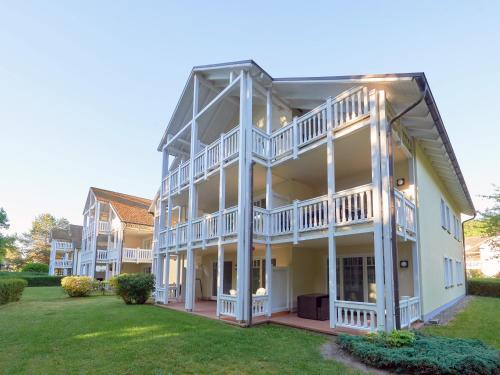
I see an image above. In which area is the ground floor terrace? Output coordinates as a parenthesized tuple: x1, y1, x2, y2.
(154, 234, 421, 333)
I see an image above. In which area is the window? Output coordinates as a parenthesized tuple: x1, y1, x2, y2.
(440, 199, 446, 229)
(444, 257, 454, 288)
(445, 206, 451, 232)
(453, 216, 461, 241)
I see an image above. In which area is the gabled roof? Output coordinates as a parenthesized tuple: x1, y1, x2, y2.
(51, 224, 83, 249)
(158, 60, 475, 215)
(90, 187, 153, 227)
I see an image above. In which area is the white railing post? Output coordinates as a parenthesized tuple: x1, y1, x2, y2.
(292, 116, 298, 159)
(204, 145, 208, 180)
(293, 200, 299, 244)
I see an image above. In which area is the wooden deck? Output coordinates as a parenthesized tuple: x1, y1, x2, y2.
(156, 300, 365, 335)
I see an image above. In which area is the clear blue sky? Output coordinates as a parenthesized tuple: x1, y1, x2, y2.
(1, 1, 499, 234)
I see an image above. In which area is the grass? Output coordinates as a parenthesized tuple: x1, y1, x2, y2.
(0, 287, 359, 374)
(423, 296, 500, 349)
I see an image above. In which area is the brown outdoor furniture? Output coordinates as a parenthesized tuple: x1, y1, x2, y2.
(297, 293, 329, 321)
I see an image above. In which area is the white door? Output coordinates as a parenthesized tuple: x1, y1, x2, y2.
(272, 267, 289, 313)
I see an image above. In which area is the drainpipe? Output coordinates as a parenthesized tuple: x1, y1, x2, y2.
(461, 213, 476, 295)
(388, 81, 428, 330)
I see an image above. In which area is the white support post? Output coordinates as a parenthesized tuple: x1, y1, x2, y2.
(379, 90, 395, 331)
(163, 254, 170, 304)
(370, 90, 387, 332)
(185, 73, 200, 312)
(265, 87, 273, 318)
(217, 244, 224, 317)
(292, 116, 298, 159)
(91, 202, 101, 278)
(176, 254, 181, 298)
(326, 97, 338, 328)
(236, 70, 252, 322)
(293, 200, 299, 244)
(49, 242, 56, 276)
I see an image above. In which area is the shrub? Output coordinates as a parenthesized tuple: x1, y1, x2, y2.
(112, 273, 154, 304)
(367, 330, 416, 347)
(0, 272, 63, 287)
(61, 276, 94, 297)
(0, 278, 28, 305)
(21, 263, 49, 273)
(468, 278, 500, 298)
(339, 331, 499, 374)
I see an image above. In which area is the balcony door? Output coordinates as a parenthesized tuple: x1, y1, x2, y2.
(343, 257, 364, 302)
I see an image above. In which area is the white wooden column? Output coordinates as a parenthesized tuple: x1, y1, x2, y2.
(185, 74, 199, 311)
(176, 254, 181, 298)
(91, 202, 101, 278)
(217, 138, 226, 316)
(216, 245, 224, 317)
(326, 97, 338, 328)
(378, 90, 395, 331)
(236, 70, 252, 322)
(265, 87, 273, 317)
(49, 242, 56, 276)
(163, 254, 170, 304)
(370, 90, 387, 332)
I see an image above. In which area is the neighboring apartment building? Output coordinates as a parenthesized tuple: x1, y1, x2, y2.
(78, 187, 154, 280)
(466, 236, 500, 277)
(152, 60, 474, 333)
(49, 224, 82, 276)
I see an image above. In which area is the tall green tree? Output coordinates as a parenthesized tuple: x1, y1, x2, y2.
(0, 208, 17, 262)
(18, 213, 69, 265)
(479, 185, 500, 238)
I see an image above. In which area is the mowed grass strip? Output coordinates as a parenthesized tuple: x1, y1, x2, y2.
(423, 296, 500, 349)
(0, 287, 360, 374)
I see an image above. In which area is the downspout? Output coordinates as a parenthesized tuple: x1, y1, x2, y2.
(461, 213, 476, 295)
(388, 81, 428, 330)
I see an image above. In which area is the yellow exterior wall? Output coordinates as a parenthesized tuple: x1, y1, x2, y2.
(415, 142, 465, 318)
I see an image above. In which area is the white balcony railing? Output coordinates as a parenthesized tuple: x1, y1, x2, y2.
(96, 249, 108, 261)
(394, 190, 417, 241)
(220, 294, 237, 317)
(162, 127, 240, 198)
(399, 296, 420, 328)
(252, 295, 268, 317)
(335, 300, 378, 332)
(98, 221, 110, 233)
(122, 248, 152, 263)
(54, 241, 73, 251)
(157, 184, 418, 250)
(53, 259, 73, 268)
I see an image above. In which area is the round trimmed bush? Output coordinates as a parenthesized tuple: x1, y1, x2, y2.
(61, 276, 94, 297)
(0, 278, 28, 304)
(112, 273, 154, 304)
(22, 263, 49, 273)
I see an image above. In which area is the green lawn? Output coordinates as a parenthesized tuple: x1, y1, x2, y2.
(0, 287, 358, 374)
(423, 296, 500, 349)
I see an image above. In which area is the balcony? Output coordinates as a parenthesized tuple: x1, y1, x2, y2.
(98, 221, 110, 234)
(158, 185, 416, 251)
(122, 248, 152, 263)
(53, 260, 73, 268)
(54, 241, 73, 251)
(162, 87, 371, 199)
(96, 249, 108, 261)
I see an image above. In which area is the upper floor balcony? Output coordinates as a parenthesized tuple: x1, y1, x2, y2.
(53, 259, 73, 268)
(162, 86, 371, 199)
(158, 185, 416, 251)
(53, 240, 73, 251)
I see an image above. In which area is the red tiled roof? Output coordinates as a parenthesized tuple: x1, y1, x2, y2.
(90, 187, 153, 227)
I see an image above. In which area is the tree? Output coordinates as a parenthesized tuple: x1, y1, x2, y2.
(0, 208, 16, 263)
(18, 213, 69, 265)
(479, 185, 500, 238)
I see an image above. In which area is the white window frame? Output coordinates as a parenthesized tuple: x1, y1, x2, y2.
(445, 206, 451, 233)
(440, 199, 447, 229)
(444, 257, 454, 288)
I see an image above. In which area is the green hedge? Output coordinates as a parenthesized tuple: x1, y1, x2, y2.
(339, 331, 499, 374)
(21, 263, 49, 273)
(0, 272, 63, 287)
(0, 278, 28, 305)
(468, 278, 500, 298)
(111, 273, 154, 304)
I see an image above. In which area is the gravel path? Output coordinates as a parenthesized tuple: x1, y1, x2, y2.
(424, 295, 473, 326)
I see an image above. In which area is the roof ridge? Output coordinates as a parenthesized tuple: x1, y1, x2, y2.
(90, 187, 152, 203)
